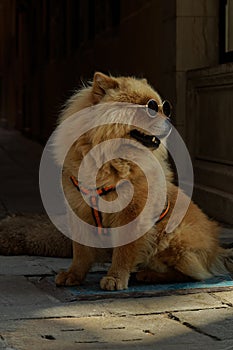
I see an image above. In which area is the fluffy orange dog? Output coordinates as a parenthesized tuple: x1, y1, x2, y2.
(54, 72, 233, 290)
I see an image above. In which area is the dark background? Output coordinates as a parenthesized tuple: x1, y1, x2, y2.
(0, 0, 232, 225)
(0, 0, 178, 141)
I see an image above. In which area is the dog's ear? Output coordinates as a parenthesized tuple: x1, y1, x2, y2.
(92, 72, 119, 102)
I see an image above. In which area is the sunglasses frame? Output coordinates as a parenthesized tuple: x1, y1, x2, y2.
(145, 99, 172, 118)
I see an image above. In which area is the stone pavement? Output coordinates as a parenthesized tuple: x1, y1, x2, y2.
(1, 127, 233, 349)
(1, 256, 233, 350)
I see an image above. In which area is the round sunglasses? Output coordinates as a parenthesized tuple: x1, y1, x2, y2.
(145, 99, 172, 118)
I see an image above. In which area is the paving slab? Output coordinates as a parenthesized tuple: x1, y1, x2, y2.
(212, 291, 233, 306)
(0, 256, 111, 276)
(175, 308, 233, 341)
(0, 276, 61, 320)
(27, 293, 226, 319)
(0, 285, 227, 321)
(99, 293, 226, 316)
(0, 256, 71, 276)
(0, 302, 105, 322)
(0, 314, 217, 350)
(0, 276, 59, 307)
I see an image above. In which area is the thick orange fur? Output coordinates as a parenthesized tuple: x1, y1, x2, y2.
(54, 72, 233, 290)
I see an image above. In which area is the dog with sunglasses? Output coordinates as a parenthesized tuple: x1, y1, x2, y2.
(55, 72, 233, 290)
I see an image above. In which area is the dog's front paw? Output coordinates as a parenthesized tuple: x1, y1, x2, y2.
(55, 271, 82, 286)
(100, 275, 128, 291)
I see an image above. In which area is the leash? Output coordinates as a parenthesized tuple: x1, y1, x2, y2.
(70, 175, 170, 234)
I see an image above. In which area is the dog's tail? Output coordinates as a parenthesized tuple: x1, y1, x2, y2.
(210, 246, 233, 276)
(0, 214, 72, 257)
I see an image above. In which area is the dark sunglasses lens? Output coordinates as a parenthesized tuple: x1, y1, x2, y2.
(147, 99, 158, 117)
(162, 100, 171, 117)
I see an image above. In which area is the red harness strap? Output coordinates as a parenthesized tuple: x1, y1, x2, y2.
(156, 200, 170, 223)
(70, 175, 115, 234)
(70, 175, 170, 234)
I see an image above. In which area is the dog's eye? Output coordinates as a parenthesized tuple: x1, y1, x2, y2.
(147, 99, 158, 118)
(162, 100, 172, 118)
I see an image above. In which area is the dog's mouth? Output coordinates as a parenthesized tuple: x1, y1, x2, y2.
(130, 129, 160, 149)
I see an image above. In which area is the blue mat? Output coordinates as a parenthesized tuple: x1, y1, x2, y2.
(65, 272, 233, 300)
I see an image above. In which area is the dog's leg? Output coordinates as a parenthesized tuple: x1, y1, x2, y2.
(55, 242, 95, 286)
(100, 243, 137, 291)
(136, 268, 193, 284)
(137, 247, 224, 284)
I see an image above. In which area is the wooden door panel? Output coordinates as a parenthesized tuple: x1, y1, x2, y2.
(186, 64, 233, 224)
